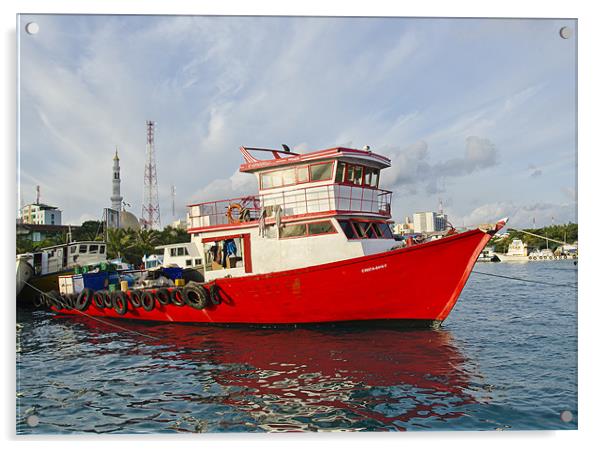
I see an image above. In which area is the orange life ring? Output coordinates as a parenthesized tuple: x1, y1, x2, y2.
(226, 203, 243, 224)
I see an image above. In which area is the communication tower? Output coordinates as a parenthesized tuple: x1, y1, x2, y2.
(141, 120, 161, 229)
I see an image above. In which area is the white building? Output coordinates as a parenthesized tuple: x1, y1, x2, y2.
(392, 216, 414, 235)
(20, 203, 62, 226)
(412, 211, 447, 233)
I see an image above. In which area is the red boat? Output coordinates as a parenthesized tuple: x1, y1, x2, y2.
(51, 145, 506, 327)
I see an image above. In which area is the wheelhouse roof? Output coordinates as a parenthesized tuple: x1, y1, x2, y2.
(239, 146, 391, 173)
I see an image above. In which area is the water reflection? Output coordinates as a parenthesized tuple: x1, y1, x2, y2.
(20, 314, 480, 432)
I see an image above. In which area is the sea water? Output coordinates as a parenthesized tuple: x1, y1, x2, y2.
(16, 260, 578, 433)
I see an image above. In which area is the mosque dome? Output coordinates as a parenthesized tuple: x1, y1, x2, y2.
(119, 210, 141, 231)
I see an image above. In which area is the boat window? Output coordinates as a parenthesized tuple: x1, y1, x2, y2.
(335, 162, 346, 182)
(364, 167, 380, 188)
(365, 223, 378, 239)
(308, 221, 336, 236)
(261, 171, 280, 189)
(346, 165, 364, 185)
(170, 248, 177, 257)
(338, 220, 356, 239)
(309, 162, 333, 182)
(70, 245, 77, 254)
(186, 259, 192, 266)
(177, 247, 187, 256)
(296, 166, 309, 183)
(79, 245, 87, 253)
(89, 244, 99, 254)
(352, 222, 368, 238)
(282, 168, 296, 186)
(377, 223, 393, 239)
(99, 245, 106, 254)
(194, 258, 202, 265)
(280, 223, 307, 238)
(203, 235, 247, 272)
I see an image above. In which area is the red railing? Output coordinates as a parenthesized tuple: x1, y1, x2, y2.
(187, 185, 392, 230)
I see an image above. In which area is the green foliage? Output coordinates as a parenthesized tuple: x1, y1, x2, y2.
(492, 223, 578, 253)
(105, 226, 188, 266)
(72, 220, 105, 242)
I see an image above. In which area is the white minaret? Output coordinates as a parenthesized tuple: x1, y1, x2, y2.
(111, 148, 123, 211)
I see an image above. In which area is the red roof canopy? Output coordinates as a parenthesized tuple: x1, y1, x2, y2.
(239, 146, 391, 173)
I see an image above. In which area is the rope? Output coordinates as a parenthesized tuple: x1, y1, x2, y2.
(22, 280, 161, 341)
(472, 270, 578, 289)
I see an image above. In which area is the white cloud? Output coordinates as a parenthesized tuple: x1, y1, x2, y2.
(17, 16, 576, 228)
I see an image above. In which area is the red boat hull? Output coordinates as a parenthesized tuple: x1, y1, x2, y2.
(53, 221, 502, 327)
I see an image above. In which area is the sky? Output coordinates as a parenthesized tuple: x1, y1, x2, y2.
(17, 15, 577, 229)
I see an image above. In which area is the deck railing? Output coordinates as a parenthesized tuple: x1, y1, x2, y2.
(187, 184, 392, 230)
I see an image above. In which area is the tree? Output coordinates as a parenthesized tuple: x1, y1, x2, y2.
(158, 225, 189, 245)
(72, 220, 105, 242)
(106, 228, 133, 259)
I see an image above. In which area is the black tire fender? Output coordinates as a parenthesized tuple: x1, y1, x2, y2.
(156, 288, 171, 305)
(182, 283, 209, 310)
(112, 291, 128, 315)
(75, 288, 92, 311)
(103, 291, 113, 308)
(209, 283, 222, 306)
(93, 291, 105, 308)
(129, 290, 142, 308)
(170, 288, 185, 306)
(141, 290, 155, 311)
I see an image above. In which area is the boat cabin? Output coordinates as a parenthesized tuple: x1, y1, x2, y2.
(187, 146, 395, 281)
(153, 242, 203, 268)
(20, 241, 107, 276)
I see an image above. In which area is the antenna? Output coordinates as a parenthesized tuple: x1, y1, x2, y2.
(36, 185, 40, 204)
(141, 120, 161, 229)
(438, 198, 443, 214)
(171, 184, 176, 218)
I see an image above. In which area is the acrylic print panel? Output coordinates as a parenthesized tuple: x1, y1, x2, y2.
(16, 15, 577, 433)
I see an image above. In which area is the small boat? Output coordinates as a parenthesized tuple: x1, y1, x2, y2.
(17, 241, 108, 307)
(45, 145, 506, 327)
(476, 245, 496, 262)
(492, 239, 529, 262)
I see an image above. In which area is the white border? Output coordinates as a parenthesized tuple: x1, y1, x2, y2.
(3, 1, 599, 448)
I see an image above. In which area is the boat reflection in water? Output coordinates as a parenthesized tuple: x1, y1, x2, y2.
(49, 316, 482, 432)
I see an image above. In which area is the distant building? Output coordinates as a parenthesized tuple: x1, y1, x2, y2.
(170, 219, 187, 230)
(392, 216, 414, 235)
(20, 203, 62, 226)
(413, 211, 447, 233)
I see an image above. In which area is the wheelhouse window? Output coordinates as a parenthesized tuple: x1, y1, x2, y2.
(260, 162, 333, 189)
(79, 245, 87, 253)
(338, 219, 393, 240)
(346, 165, 364, 185)
(99, 245, 106, 254)
(364, 167, 379, 188)
(296, 166, 309, 183)
(89, 244, 99, 254)
(336, 163, 381, 188)
(309, 162, 334, 181)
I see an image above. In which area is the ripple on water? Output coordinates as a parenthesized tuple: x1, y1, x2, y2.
(17, 262, 577, 433)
